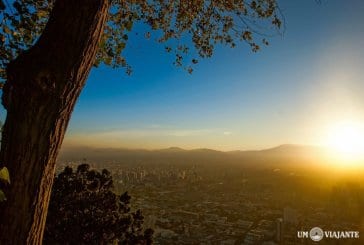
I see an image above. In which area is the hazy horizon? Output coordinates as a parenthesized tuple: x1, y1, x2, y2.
(60, 142, 320, 152)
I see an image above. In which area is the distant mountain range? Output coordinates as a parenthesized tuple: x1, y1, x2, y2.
(58, 144, 329, 168)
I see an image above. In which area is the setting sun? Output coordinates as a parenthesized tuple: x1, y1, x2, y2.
(325, 121, 364, 161)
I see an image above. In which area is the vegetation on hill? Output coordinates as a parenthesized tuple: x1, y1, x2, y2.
(44, 164, 153, 244)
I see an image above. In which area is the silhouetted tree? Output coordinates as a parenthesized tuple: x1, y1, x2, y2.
(44, 164, 153, 245)
(0, 0, 282, 242)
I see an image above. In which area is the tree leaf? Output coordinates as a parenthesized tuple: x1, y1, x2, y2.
(0, 189, 6, 201)
(3, 26, 11, 34)
(37, 10, 49, 18)
(0, 167, 10, 184)
(125, 21, 133, 31)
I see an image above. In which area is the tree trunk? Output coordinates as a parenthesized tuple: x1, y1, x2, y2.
(0, 0, 109, 244)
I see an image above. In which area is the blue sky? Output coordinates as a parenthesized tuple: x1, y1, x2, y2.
(61, 0, 364, 150)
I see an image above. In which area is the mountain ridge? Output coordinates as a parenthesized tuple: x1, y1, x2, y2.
(61, 143, 322, 154)
(59, 144, 326, 164)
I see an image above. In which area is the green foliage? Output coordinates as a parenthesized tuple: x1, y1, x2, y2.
(44, 164, 153, 244)
(0, 0, 52, 79)
(0, 0, 283, 78)
(0, 166, 10, 202)
(0, 166, 10, 184)
(0, 189, 5, 201)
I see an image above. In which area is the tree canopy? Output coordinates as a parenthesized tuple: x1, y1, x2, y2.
(0, 0, 283, 77)
(44, 164, 153, 244)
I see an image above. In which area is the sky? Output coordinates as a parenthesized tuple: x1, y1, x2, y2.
(61, 0, 364, 150)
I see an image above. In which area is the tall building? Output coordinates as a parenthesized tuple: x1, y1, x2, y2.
(276, 218, 283, 243)
(283, 206, 298, 225)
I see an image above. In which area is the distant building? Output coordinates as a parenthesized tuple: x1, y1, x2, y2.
(236, 219, 254, 230)
(143, 215, 157, 230)
(244, 230, 264, 244)
(283, 207, 298, 225)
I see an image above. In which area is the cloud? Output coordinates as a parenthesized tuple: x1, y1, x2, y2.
(147, 124, 162, 129)
(67, 127, 213, 139)
(64, 127, 220, 149)
(223, 131, 232, 135)
(167, 129, 211, 137)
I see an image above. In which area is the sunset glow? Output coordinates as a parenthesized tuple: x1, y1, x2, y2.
(325, 121, 364, 162)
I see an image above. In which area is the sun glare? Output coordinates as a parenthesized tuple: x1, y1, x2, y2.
(325, 121, 364, 162)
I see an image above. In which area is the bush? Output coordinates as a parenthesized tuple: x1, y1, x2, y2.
(44, 164, 153, 244)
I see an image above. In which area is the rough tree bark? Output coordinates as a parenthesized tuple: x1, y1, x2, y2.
(0, 0, 109, 244)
